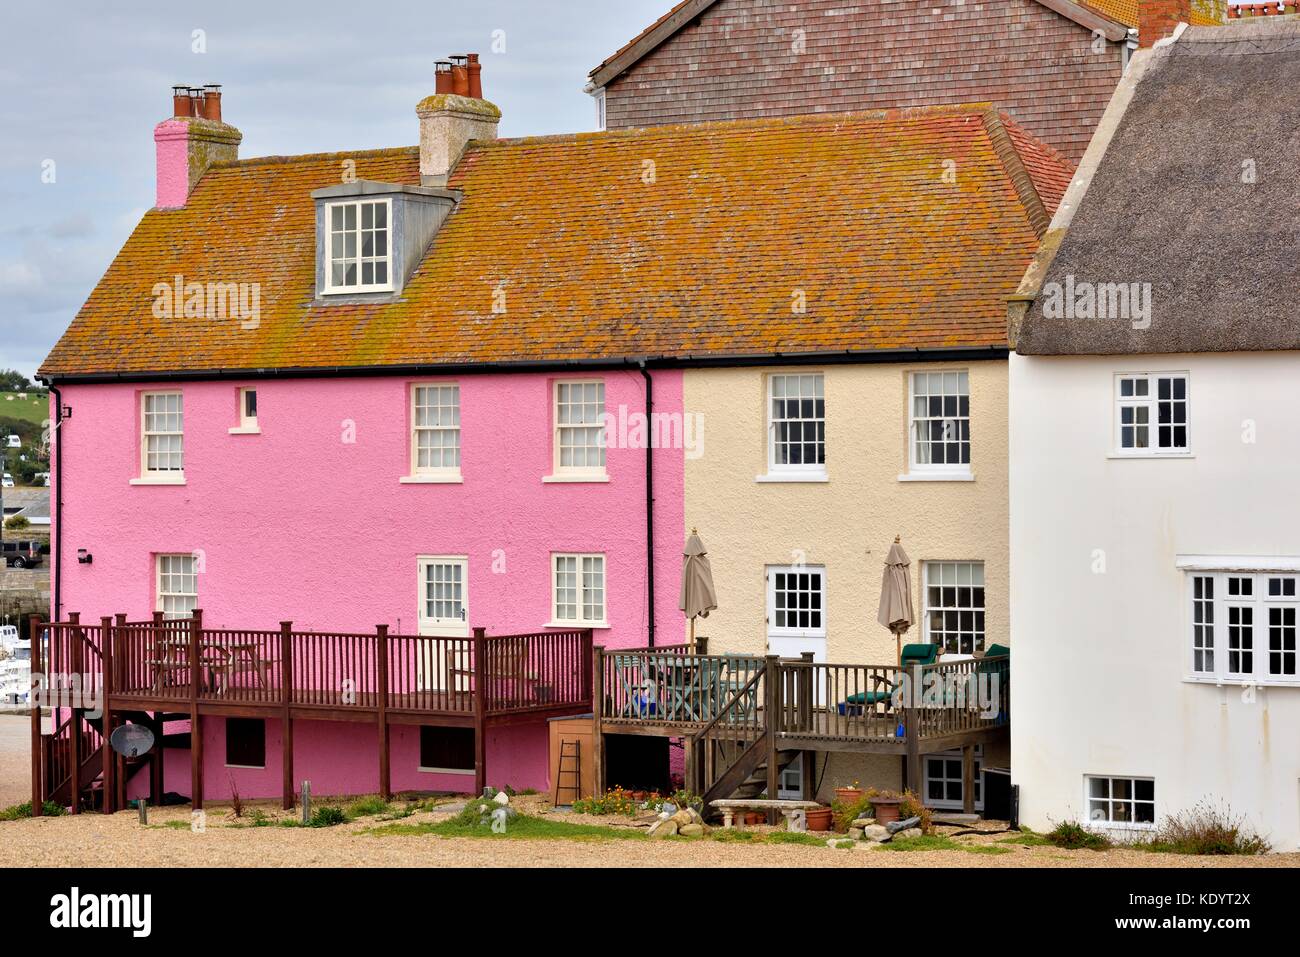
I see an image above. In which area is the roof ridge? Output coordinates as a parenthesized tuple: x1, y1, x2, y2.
(212, 145, 419, 170)
(981, 110, 1051, 240)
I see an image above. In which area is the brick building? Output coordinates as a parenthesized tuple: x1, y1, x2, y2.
(588, 0, 1224, 163)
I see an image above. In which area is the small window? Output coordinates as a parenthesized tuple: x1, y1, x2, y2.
(924, 561, 986, 656)
(411, 384, 461, 476)
(225, 718, 266, 768)
(156, 554, 197, 619)
(1085, 775, 1155, 827)
(766, 565, 826, 638)
(324, 199, 392, 294)
(230, 387, 259, 433)
(417, 556, 468, 637)
(923, 748, 983, 810)
(909, 371, 970, 472)
(1115, 373, 1189, 454)
(141, 391, 184, 477)
(552, 553, 606, 626)
(552, 381, 607, 479)
(595, 88, 606, 131)
(767, 374, 825, 477)
(420, 726, 475, 773)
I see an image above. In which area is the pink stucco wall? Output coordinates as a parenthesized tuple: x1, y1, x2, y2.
(56, 369, 686, 797)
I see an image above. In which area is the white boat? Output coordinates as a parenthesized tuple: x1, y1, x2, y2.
(0, 638, 31, 706)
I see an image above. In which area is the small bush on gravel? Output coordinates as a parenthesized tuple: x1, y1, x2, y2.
(876, 834, 961, 852)
(1141, 800, 1270, 856)
(345, 796, 391, 820)
(308, 806, 348, 828)
(0, 801, 67, 820)
(1046, 821, 1111, 850)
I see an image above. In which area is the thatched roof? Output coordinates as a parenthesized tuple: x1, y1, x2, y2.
(1015, 19, 1300, 356)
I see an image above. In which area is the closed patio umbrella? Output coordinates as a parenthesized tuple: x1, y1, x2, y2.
(877, 536, 915, 665)
(680, 528, 718, 651)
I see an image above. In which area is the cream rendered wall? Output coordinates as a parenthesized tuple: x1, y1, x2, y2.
(683, 359, 1009, 661)
(683, 359, 1011, 792)
(1010, 351, 1300, 851)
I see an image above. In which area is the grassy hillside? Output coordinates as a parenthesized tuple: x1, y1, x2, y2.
(0, 393, 48, 428)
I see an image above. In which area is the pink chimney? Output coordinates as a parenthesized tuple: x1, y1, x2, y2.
(154, 84, 242, 209)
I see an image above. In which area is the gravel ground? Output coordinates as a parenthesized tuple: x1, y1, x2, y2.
(2, 797, 1297, 868)
(4, 716, 1295, 868)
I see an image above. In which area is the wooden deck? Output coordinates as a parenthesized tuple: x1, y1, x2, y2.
(592, 644, 1009, 807)
(31, 612, 593, 814)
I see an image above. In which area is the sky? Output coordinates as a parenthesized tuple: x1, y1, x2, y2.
(0, 0, 669, 381)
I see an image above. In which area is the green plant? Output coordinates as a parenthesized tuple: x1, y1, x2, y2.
(996, 831, 1052, 847)
(1046, 821, 1112, 851)
(572, 787, 640, 816)
(876, 834, 962, 852)
(898, 789, 934, 835)
(4, 515, 30, 531)
(308, 805, 347, 828)
(831, 794, 874, 832)
(228, 778, 244, 819)
(1141, 800, 1270, 855)
(964, 844, 1013, 855)
(344, 795, 391, 820)
(370, 813, 646, 842)
(0, 800, 66, 821)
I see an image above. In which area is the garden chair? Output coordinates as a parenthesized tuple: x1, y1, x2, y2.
(839, 643, 938, 714)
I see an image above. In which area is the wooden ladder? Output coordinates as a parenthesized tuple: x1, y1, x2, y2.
(552, 739, 582, 806)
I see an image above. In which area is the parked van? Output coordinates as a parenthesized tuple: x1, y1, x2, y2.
(0, 540, 41, 568)
(1, 474, 13, 488)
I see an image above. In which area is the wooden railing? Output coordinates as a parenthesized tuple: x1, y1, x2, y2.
(597, 647, 764, 728)
(914, 656, 1009, 740)
(771, 660, 905, 743)
(38, 614, 593, 719)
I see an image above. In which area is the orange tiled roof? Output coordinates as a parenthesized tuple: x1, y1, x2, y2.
(1079, 0, 1225, 27)
(41, 106, 1071, 378)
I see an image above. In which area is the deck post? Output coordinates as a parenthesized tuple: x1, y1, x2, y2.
(189, 608, 203, 811)
(114, 614, 128, 811)
(376, 623, 391, 802)
(962, 744, 975, 815)
(100, 615, 115, 814)
(68, 612, 81, 814)
(801, 751, 817, 802)
(764, 655, 780, 822)
(591, 643, 605, 796)
(280, 621, 294, 810)
(29, 614, 43, 815)
(798, 651, 814, 729)
(903, 664, 922, 795)
(472, 627, 488, 796)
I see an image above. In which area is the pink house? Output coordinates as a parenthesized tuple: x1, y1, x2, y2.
(38, 64, 689, 808)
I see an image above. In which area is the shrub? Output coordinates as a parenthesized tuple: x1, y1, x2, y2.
(899, 789, 935, 836)
(1145, 800, 1270, 856)
(1046, 820, 1111, 850)
(0, 800, 66, 820)
(308, 805, 347, 828)
(344, 795, 391, 820)
(4, 515, 30, 531)
(229, 778, 244, 819)
(572, 787, 639, 816)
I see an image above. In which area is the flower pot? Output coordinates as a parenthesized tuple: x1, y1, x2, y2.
(834, 787, 865, 806)
(871, 797, 903, 825)
(742, 811, 767, 826)
(805, 807, 834, 832)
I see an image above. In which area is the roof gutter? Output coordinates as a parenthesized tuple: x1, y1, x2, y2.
(39, 345, 1009, 386)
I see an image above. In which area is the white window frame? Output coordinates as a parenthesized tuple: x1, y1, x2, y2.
(322, 198, 394, 295)
(1113, 372, 1190, 457)
(230, 387, 260, 435)
(550, 553, 607, 628)
(156, 553, 198, 619)
(1183, 568, 1300, 686)
(595, 88, 606, 131)
(922, 561, 986, 658)
(761, 373, 827, 482)
(765, 565, 827, 640)
(907, 370, 972, 477)
(922, 747, 984, 811)
(417, 556, 469, 638)
(547, 380, 608, 482)
(1083, 775, 1156, 830)
(404, 382, 462, 483)
(135, 391, 185, 484)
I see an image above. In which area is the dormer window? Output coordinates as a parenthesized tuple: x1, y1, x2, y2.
(325, 199, 392, 294)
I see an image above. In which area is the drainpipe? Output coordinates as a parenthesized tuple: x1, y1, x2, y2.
(47, 382, 64, 622)
(638, 362, 656, 648)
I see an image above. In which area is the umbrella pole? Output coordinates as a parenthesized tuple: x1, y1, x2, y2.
(690, 617, 696, 653)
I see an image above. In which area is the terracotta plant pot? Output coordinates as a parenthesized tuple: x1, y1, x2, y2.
(834, 787, 865, 806)
(871, 797, 903, 825)
(805, 807, 834, 832)
(742, 811, 767, 826)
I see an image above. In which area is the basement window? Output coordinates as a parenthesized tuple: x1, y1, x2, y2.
(323, 199, 392, 294)
(226, 718, 266, 769)
(419, 726, 475, 774)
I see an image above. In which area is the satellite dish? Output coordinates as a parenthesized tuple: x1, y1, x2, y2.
(109, 724, 155, 758)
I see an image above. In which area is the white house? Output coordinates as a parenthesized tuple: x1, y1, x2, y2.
(1008, 20, 1300, 850)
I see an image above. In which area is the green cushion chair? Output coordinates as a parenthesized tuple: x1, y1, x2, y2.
(841, 643, 938, 711)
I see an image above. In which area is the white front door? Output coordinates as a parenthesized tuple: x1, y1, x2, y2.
(766, 565, 828, 704)
(417, 556, 469, 691)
